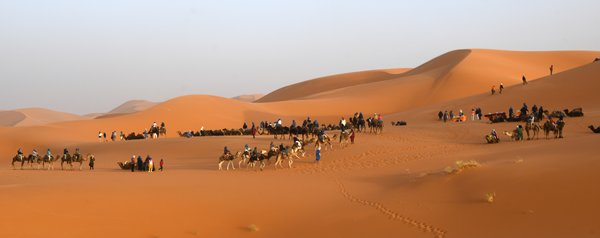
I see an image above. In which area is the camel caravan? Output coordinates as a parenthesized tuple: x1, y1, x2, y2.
(485, 104, 575, 144)
(100, 121, 167, 142)
(218, 113, 373, 171)
(11, 148, 95, 171)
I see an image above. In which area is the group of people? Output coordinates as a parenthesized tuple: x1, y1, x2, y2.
(128, 155, 164, 172)
(438, 108, 482, 122)
(508, 103, 544, 121)
(491, 83, 504, 95)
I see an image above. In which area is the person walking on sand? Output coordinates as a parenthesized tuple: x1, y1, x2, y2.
(491, 85, 496, 95)
(315, 145, 321, 163)
(103, 132, 107, 142)
(471, 109, 475, 121)
(499, 83, 504, 94)
(159, 159, 164, 171)
(88, 155, 95, 170)
(251, 122, 257, 139)
(148, 158, 154, 173)
(130, 156, 136, 172)
(522, 75, 528, 85)
(350, 129, 355, 144)
(549, 65, 554, 75)
(98, 131, 103, 142)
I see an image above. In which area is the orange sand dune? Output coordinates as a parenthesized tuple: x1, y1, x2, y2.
(2, 49, 600, 238)
(257, 68, 411, 102)
(232, 94, 265, 102)
(0, 108, 88, 127)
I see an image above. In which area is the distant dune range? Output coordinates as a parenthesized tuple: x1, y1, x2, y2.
(1, 49, 600, 238)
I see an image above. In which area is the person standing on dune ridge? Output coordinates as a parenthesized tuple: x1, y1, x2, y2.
(549, 65, 554, 75)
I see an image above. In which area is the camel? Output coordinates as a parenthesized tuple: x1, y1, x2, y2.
(238, 151, 250, 168)
(525, 122, 541, 140)
(543, 120, 565, 139)
(218, 152, 238, 171)
(274, 150, 293, 169)
(339, 130, 351, 148)
(316, 134, 333, 151)
(60, 154, 73, 170)
(287, 141, 306, 160)
(503, 130, 519, 141)
(41, 155, 58, 170)
(70, 153, 91, 170)
(589, 125, 600, 133)
(11, 154, 28, 169)
(485, 134, 499, 144)
(564, 108, 584, 117)
(159, 127, 167, 137)
(247, 150, 269, 171)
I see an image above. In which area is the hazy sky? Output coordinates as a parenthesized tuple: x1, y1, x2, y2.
(1, 0, 599, 114)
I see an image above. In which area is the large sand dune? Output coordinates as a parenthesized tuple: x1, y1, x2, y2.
(0, 108, 87, 127)
(2, 49, 600, 238)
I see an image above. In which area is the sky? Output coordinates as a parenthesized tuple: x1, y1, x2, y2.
(1, 0, 599, 114)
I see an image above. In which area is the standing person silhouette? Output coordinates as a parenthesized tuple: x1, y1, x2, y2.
(549, 65, 554, 75)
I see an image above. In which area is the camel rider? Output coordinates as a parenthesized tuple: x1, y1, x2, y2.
(276, 118, 282, 128)
(314, 120, 319, 129)
(279, 143, 287, 156)
(269, 141, 276, 151)
(64, 148, 70, 156)
(306, 117, 312, 125)
(74, 148, 81, 157)
(152, 122, 157, 129)
(17, 148, 23, 159)
(291, 120, 297, 129)
(491, 129, 498, 140)
(223, 146, 231, 156)
(293, 136, 301, 148)
(528, 115, 535, 125)
(340, 117, 347, 131)
(318, 129, 326, 142)
(244, 144, 250, 153)
(251, 147, 259, 159)
(46, 149, 52, 158)
(161, 121, 165, 129)
(548, 116, 555, 125)
(359, 112, 364, 120)
(32, 149, 38, 158)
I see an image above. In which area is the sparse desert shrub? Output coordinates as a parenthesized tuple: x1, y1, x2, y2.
(486, 192, 496, 203)
(444, 160, 481, 175)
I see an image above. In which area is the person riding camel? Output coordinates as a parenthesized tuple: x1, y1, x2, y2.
(152, 122, 157, 129)
(279, 143, 287, 157)
(17, 148, 23, 159)
(32, 149, 38, 158)
(244, 144, 250, 153)
(318, 129, 326, 143)
(74, 148, 81, 157)
(160, 121, 165, 129)
(291, 120, 297, 129)
(314, 120, 319, 129)
(223, 146, 231, 156)
(251, 147, 259, 159)
(269, 141, 276, 151)
(340, 117, 347, 131)
(277, 118, 282, 127)
(491, 129, 499, 140)
(63, 148, 70, 157)
(46, 148, 52, 158)
(293, 136, 302, 148)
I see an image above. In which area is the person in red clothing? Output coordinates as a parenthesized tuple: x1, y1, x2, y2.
(350, 129, 355, 144)
(159, 159, 164, 171)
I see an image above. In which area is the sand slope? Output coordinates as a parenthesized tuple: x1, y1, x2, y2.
(257, 68, 412, 102)
(232, 94, 265, 102)
(0, 108, 87, 127)
(1, 49, 600, 238)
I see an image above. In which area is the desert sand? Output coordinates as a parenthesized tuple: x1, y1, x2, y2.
(1, 49, 600, 238)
